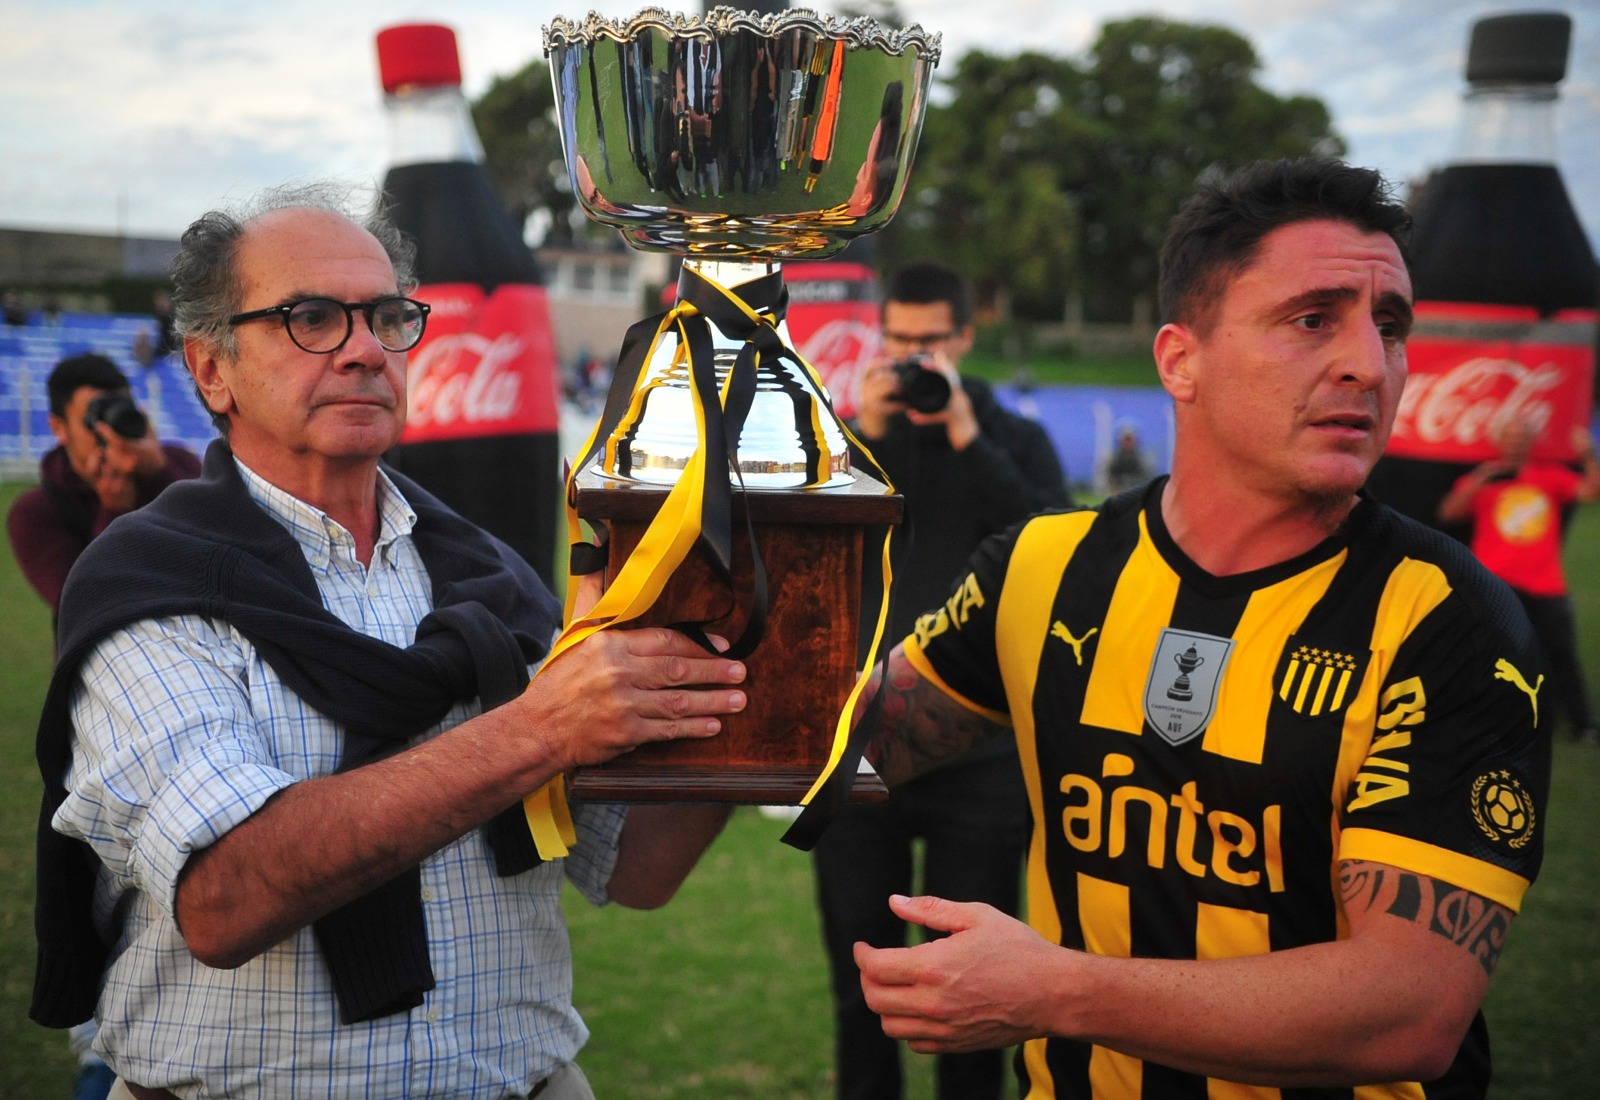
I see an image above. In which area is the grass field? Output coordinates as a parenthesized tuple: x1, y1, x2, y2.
(1, 476, 1597, 1099)
(962, 350, 1160, 390)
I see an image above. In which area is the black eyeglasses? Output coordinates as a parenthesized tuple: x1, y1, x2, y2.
(881, 329, 957, 352)
(226, 296, 431, 354)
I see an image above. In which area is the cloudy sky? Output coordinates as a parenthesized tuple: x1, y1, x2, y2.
(3, 0, 1596, 252)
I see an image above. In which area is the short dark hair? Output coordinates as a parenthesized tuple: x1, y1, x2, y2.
(47, 353, 129, 419)
(883, 259, 974, 328)
(1157, 158, 1412, 335)
(170, 180, 417, 434)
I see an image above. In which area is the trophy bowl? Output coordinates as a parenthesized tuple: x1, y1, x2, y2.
(544, 5, 940, 258)
(544, 7, 940, 488)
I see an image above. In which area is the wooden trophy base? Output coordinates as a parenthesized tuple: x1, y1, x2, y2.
(568, 466, 901, 804)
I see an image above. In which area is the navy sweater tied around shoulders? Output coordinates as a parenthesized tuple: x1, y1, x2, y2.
(32, 440, 562, 1028)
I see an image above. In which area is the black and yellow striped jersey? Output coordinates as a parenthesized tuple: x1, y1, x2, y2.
(904, 480, 1550, 1100)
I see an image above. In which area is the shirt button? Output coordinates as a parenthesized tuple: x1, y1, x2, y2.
(426, 1008, 440, 1024)
(420, 887, 435, 901)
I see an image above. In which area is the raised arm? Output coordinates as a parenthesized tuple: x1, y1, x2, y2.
(1436, 459, 1505, 526)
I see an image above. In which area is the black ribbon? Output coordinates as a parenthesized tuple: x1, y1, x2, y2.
(569, 264, 899, 844)
(570, 265, 806, 659)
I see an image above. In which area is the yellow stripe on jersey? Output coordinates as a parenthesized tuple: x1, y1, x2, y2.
(994, 510, 1098, 939)
(999, 511, 1095, 991)
(902, 636, 1012, 727)
(1204, 552, 1346, 764)
(1078, 869, 1132, 953)
(1088, 1031, 1144, 1094)
(1354, 1078, 1426, 1100)
(1082, 510, 1180, 736)
(1020, 1036, 1056, 1100)
(1340, 827, 1534, 912)
(1195, 900, 1268, 961)
(1330, 557, 1455, 937)
(997, 509, 1099, 728)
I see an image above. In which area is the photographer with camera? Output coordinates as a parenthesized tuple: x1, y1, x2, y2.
(8, 353, 202, 626)
(8, 353, 198, 1100)
(813, 260, 1071, 1100)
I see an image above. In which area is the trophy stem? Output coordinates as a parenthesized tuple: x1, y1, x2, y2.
(591, 258, 854, 487)
(682, 255, 781, 289)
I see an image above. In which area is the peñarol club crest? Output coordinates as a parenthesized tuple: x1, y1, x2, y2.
(1144, 629, 1235, 746)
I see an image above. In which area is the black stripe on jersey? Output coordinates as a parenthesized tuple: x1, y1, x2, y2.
(1167, 582, 1251, 641)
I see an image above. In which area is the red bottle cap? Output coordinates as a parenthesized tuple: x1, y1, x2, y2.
(376, 23, 463, 93)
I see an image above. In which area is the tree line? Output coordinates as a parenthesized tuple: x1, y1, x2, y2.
(471, 16, 1342, 326)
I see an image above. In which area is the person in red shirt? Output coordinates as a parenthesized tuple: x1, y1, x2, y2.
(1438, 417, 1600, 743)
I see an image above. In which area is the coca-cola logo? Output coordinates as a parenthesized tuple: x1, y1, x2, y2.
(1394, 355, 1562, 448)
(407, 332, 526, 429)
(787, 280, 870, 304)
(798, 318, 880, 415)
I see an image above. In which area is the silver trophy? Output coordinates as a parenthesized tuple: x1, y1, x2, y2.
(544, 5, 940, 485)
(540, 7, 938, 811)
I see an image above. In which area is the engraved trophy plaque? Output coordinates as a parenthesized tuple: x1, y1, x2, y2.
(540, 6, 939, 805)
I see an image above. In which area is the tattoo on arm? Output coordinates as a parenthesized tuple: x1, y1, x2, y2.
(1340, 860, 1514, 977)
(860, 648, 1009, 786)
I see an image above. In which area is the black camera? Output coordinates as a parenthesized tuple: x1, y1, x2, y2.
(83, 393, 149, 440)
(891, 354, 952, 414)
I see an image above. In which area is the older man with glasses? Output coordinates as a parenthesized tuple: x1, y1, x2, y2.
(31, 182, 747, 1100)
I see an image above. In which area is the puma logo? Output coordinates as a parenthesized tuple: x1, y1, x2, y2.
(1494, 658, 1544, 726)
(1051, 621, 1098, 666)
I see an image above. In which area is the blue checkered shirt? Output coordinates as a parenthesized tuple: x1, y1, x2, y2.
(52, 460, 626, 1098)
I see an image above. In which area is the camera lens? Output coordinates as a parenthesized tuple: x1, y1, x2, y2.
(892, 356, 951, 414)
(83, 394, 150, 440)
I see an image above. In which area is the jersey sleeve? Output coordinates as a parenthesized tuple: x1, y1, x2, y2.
(1339, 578, 1551, 912)
(901, 522, 1024, 719)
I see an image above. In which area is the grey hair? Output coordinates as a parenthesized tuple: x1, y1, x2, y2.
(170, 181, 417, 433)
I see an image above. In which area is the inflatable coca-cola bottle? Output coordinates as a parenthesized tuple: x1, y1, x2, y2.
(375, 23, 562, 582)
(1369, 11, 1598, 532)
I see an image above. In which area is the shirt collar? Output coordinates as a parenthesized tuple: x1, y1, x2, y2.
(233, 458, 418, 572)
